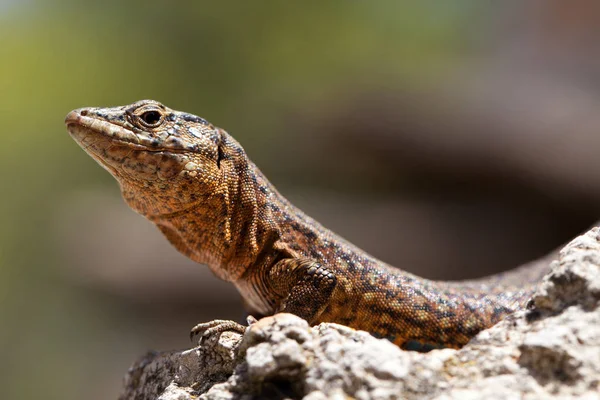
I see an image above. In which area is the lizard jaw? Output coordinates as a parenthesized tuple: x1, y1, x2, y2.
(65, 110, 190, 182)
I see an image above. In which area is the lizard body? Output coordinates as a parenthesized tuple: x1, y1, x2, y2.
(65, 100, 548, 350)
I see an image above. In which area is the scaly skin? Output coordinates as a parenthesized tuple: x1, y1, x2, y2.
(65, 100, 549, 350)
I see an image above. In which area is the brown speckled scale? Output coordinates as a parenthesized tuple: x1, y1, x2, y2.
(65, 100, 549, 350)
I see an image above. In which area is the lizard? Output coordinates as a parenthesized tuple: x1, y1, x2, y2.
(65, 99, 551, 351)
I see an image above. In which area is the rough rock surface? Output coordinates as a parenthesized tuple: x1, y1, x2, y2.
(120, 228, 600, 400)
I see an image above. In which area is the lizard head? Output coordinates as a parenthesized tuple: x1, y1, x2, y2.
(65, 99, 226, 217)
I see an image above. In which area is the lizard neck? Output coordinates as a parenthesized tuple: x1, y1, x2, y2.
(148, 131, 281, 281)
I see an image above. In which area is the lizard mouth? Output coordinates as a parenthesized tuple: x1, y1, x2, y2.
(65, 110, 192, 154)
(65, 110, 192, 181)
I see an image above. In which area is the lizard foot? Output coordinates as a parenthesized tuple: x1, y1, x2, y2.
(189, 319, 248, 345)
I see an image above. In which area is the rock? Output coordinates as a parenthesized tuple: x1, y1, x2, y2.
(119, 228, 600, 400)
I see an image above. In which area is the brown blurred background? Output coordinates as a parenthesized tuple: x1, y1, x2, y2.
(2, 1, 600, 398)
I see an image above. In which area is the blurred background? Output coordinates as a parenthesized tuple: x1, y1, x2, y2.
(2, 0, 600, 398)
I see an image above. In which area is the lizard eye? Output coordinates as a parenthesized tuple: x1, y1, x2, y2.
(139, 110, 163, 127)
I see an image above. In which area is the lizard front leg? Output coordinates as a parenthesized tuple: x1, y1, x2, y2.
(267, 258, 337, 324)
(190, 258, 336, 343)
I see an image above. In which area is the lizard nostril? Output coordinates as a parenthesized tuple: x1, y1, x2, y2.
(80, 110, 89, 116)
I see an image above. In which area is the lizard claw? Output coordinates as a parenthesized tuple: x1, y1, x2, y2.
(189, 319, 248, 345)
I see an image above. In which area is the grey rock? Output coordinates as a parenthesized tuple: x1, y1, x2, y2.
(120, 228, 600, 400)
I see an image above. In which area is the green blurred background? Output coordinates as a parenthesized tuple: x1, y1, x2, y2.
(3, 1, 600, 398)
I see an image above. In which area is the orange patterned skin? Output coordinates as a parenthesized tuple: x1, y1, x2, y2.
(65, 100, 549, 350)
